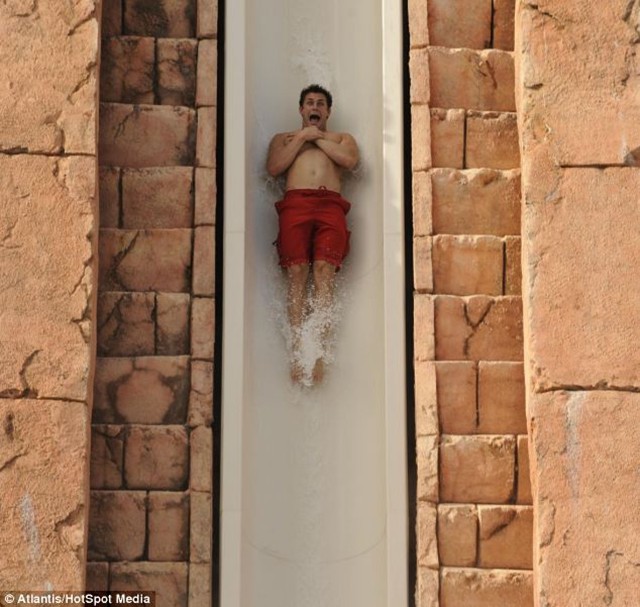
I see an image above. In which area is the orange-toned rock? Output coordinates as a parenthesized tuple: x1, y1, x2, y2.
(438, 504, 478, 567)
(190, 492, 212, 563)
(110, 562, 188, 607)
(189, 360, 214, 427)
(102, 0, 122, 37)
(416, 435, 439, 503)
(148, 492, 189, 561)
(407, 0, 429, 49)
(411, 104, 432, 171)
(98, 292, 156, 356)
(124, 0, 195, 38)
(414, 294, 435, 362)
(189, 563, 212, 607)
(195, 168, 216, 225)
(516, 434, 532, 505)
(435, 361, 477, 434)
(197, 106, 217, 168)
(197, 0, 218, 39)
(416, 567, 438, 607)
(412, 170, 432, 236)
(441, 567, 533, 606)
(414, 361, 438, 436)
(100, 36, 155, 104)
(157, 293, 191, 355)
(196, 39, 218, 106)
(465, 111, 520, 169)
(493, 0, 515, 50)
(504, 236, 521, 295)
(477, 362, 526, 433)
(417, 501, 438, 569)
(99, 166, 120, 228)
(193, 226, 215, 296)
(409, 48, 430, 104)
(413, 236, 433, 293)
(478, 505, 533, 569)
(158, 38, 197, 106)
(191, 297, 215, 359)
(430, 108, 465, 168)
(190, 426, 213, 491)
(428, 0, 492, 49)
(90, 425, 124, 489)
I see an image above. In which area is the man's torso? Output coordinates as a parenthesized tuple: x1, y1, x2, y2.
(283, 134, 344, 192)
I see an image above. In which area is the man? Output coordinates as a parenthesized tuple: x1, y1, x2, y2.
(267, 84, 359, 385)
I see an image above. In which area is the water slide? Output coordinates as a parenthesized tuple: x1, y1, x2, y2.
(221, 0, 407, 605)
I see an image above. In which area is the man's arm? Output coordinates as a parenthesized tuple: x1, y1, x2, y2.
(314, 132, 359, 171)
(267, 128, 320, 177)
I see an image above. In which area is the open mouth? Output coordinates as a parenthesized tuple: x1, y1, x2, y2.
(309, 113, 321, 124)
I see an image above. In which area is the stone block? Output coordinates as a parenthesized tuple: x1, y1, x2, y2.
(430, 108, 465, 168)
(438, 504, 478, 567)
(412, 170, 432, 236)
(435, 295, 523, 361)
(122, 167, 194, 229)
(99, 229, 192, 292)
(431, 168, 520, 236)
(407, 0, 429, 49)
(125, 425, 189, 490)
(0, 156, 95, 401)
(0, 400, 90, 589)
(110, 562, 188, 607)
(504, 236, 521, 295)
(516, 434, 532, 505)
(158, 38, 197, 106)
(197, 0, 218, 39)
(440, 568, 533, 606)
(428, 0, 492, 49)
(478, 505, 533, 569)
(88, 490, 146, 561)
(196, 106, 217, 168)
(195, 168, 216, 225)
(413, 236, 433, 293)
(193, 226, 215, 296)
(86, 562, 109, 591)
(493, 0, 515, 50)
(102, 0, 123, 37)
(416, 567, 438, 607)
(124, 0, 195, 38)
(465, 111, 520, 169)
(415, 361, 438, 436)
(429, 48, 515, 111)
(97, 292, 155, 356)
(93, 356, 190, 424)
(99, 166, 120, 228)
(189, 360, 214, 427)
(414, 294, 435, 362)
(190, 492, 212, 563)
(416, 435, 439, 503)
(100, 36, 155, 104)
(440, 435, 515, 503)
(90, 425, 125, 489)
(477, 362, 526, 434)
(189, 563, 212, 607)
(432, 235, 504, 295)
(435, 361, 477, 434)
(191, 297, 215, 359)
(148, 492, 189, 561)
(157, 293, 191, 355)
(411, 104, 431, 171)
(409, 48, 430, 104)
(100, 103, 196, 167)
(417, 501, 438, 569)
(196, 39, 218, 106)
(191, 426, 213, 491)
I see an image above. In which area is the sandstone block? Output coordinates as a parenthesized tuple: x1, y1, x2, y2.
(97, 292, 155, 356)
(440, 435, 515, 503)
(102, 0, 123, 37)
(428, 0, 492, 49)
(191, 297, 215, 359)
(417, 501, 438, 569)
(122, 167, 194, 229)
(504, 236, 522, 295)
(148, 492, 189, 561)
(191, 426, 213, 491)
(110, 562, 188, 607)
(409, 48, 430, 104)
(90, 425, 125, 489)
(413, 236, 433, 293)
(196, 39, 218, 106)
(477, 362, 526, 434)
(438, 504, 478, 567)
(157, 293, 191, 355)
(86, 562, 109, 592)
(124, 0, 195, 38)
(100, 103, 196, 167)
(99, 229, 192, 292)
(493, 0, 515, 50)
(435, 361, 477, 434)
(516, 434, 532, 505)
(465, 111, 520, 169)
(195, 168, 216, 225)
(432, 235, 504, 295)
(158, 38, 197, 106)
(125, 425, 189, 490)
(431, 168, 520, 236)
(415, 361, 438, 436)
(88, 490, 146, 561)
(189, 360, 214, 427)
(440, 567, 533, 607)
(430, 108, 465, 168)
(100, 36, 155, 104)
(196, 107, 217, 168)
(411, 104, 431, 171)
(416, 567, 438, 607)
(0, 400, 90, 589)
(435, 295, 523, 361)
(93, 356, 190, 424)
(190, 491, 212, 563)
(189, 563, 212, 607)
(412, 170, 432, 236)
(429, 48, 515, 111)
(414, 294, 435, 361)
(0, 156, 95, 401)
(197, 0, 218, 39)
(478, 505, 533, 569)
(407, 0, 429, 49)
(416, 435, 439, 503)
(99, 167, 120, 228)
(193, 226, 216, 296)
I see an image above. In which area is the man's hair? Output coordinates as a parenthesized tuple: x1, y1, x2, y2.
(299, 84, 333, 108)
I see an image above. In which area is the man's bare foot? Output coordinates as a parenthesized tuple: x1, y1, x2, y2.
(312, 358, 325, 385)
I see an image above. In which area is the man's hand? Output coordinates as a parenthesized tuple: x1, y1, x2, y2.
(300, 126, 325, 142)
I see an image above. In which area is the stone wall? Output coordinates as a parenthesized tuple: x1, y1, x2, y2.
(0, 1, 100, 590)
(86, 1, 217, 605)
(408, 0, 534, 604)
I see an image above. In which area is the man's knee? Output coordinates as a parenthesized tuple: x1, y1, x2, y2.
(313, 260, 336, 282)
(287, 263, 310, 284)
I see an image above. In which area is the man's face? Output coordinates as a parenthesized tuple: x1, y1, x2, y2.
(299, 93, 331, 130)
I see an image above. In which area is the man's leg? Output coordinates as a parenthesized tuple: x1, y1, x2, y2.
(311, 259, 337, 383)
(287, 263, 310, 382)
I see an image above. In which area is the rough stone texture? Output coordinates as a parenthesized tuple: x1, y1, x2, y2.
(196, 39, 218, 106)
(465, 111, 520, 169)
(157, 293, 191, 355)
(0, 1, 99, 154)
(504, 236, 522, 295)
(408, 0, 429, 49)
(189, 563, 212, 607)
(429, 48, 515, 111)
(0, 401, 90, 589)
(98, 292, 156, 356)
(416, 435, 439, 503)
(416, 567, 439, 607)
(86, 562, 109, 591)
(417, 501, 438, 569)
(158, 38, 198, 106)
(197, 0, 218, 39)
(100, 36, 155, 104)
(102, 0, 122, 37)
(100, 167, 121, 228)
(494, 0, 516, 50)
(193, 226, 216, 296)
(410, 48, 431, 104)
(414, 361, 438, 436)
(189, 360, 214, 427)
(91, 425, 125, 489)
(414, 294, 435, 362)
(124, 0, 196, 38)
(411, 104, 432, 170)
(195, 168, 216, 225)
(413, 236, 433, 293)
(190, 426, 213, 491)
(196, 106, 217, 167)
(148, 492, 189, 561)
(438, 504, 477, 567)
(191, 298, 215, 359)
(478, 506, 533, 569)
(436, 361, 477, 434)
(528, 392, 640, 606)
(517, 434, 532, 505)
(431, 168, 520, 236)
(440, 435, 515, 503)
(477, 362, 526, 434)
(441, 568, 533, 606)
(190, 492, 212, 563)
(110, 562, 188, 607)
(430, 108, 464, 168)
(412, 170, 432, 236)
(0, 155, 96, 401)
(428, 0, 492, 49)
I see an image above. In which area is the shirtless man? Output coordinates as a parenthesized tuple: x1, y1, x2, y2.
(267, 84, 359, 384)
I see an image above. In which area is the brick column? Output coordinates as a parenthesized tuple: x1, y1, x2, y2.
(516, 1, 640, 605)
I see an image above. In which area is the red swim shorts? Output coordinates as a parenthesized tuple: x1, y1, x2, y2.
(275, 188, 351, 269)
